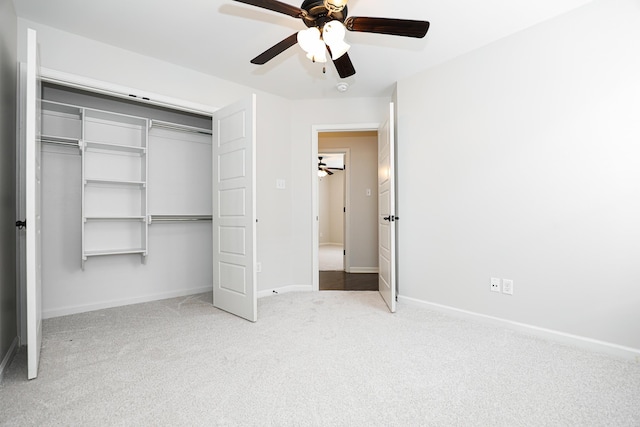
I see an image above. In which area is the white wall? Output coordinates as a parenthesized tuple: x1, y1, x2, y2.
(16, 20, 253, 109)
(0, 0, 18, 371)
(328, 170, 344, 245)
(17, 19, 296, 315)
(290, 97, 390, 286)
(318, 174, 331, 244)
(318, 170, 344, 245)
(255, 94, 294, 292)
(396, 0, 640, 350)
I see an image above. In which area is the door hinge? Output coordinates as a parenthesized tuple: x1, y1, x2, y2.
(16, 220, 26, 230)
(343, 250, 346, 256)
(343, 207, 346, 213)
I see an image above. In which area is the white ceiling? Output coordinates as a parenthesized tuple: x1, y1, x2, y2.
(13, 0, 595, 100)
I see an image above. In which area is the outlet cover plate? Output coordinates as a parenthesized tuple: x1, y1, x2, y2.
(490, 277, 501, 293)
(502, 279, 513, 295)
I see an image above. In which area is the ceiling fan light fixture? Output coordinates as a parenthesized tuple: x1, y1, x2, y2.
(318, 169, 328, 178)
(323, 0, 348, 13)
(297, 27, 320, 53)
(298, 27, 328, 63)
(306, 44, 328, 63)
(322, 20, 350, 60)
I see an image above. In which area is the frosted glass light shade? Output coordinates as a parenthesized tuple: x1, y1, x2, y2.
(307, 42, 327, 63)
(323, 21, 350, 60)
(298, 27, 327, 63)
(324, 0, 348, 12)
(297, 27, 321, 53)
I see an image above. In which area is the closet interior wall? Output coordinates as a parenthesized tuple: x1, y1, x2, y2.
(40, 83, 214, 318)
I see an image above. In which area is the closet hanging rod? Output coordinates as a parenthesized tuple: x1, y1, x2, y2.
(149, 215, 212, 223)
(40, 136, 80, 148)
(149, 120, 212, 136)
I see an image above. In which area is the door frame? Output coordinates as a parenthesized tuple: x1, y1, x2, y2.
(311, 123, 379, 292)
(317, 147, 349, 272)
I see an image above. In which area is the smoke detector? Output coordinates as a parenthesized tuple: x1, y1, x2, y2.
(336, 82, 349, 92)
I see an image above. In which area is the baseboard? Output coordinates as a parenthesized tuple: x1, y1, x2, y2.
(349, 267, 379, 274)
(319, 243, 343, 246)
(398, 295, 640, 362)
(42, 286, 212, 319)
(0, 337, 19, 384)
(258, 285, 313, 298)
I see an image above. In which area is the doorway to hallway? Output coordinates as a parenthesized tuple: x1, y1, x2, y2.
(314, 127, 380, 291)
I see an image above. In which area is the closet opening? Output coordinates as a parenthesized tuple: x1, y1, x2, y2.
(17, 80, 215, 344)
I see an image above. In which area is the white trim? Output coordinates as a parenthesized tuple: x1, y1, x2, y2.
(398, 295, 640, 361)
(312, 123, 379, 292)
(40, 67, 218, 116)
(258, 285, 313, 298)
(0, 337, 18, 383)
(42, 286, 212, 319)
(349, 267, 379, 274)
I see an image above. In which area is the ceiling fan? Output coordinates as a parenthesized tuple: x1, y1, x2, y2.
(232, 0, 430, 78)
(318, 156, 343, 177)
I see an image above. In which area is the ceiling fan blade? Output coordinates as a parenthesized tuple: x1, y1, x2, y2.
(251, 33, 299, 64)
(345, 17, 430, 38)
(327, 169, 334, 175)
(329, 50, 356, 78)
(232, 0, 305, 18)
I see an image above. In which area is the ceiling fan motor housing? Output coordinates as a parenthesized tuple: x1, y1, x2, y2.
(301, 0, 348, 28)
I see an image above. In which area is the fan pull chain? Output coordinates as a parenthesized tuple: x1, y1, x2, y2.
(323, 66, 326, 74)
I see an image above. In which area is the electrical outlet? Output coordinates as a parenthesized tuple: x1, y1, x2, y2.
(502, 279, 513, 295)
(490, 277, 501, 293)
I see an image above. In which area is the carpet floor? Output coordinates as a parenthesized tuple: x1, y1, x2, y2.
(1, 291, 639, 426)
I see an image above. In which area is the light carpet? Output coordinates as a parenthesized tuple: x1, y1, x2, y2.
(1, 291, 639, 426)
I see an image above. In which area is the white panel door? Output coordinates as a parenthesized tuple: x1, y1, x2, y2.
(25, 28, 43, 379)
(212, 95, 257, 322)
(378, 102, 396, 313)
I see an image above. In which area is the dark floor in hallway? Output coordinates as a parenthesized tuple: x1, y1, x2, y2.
(319, 271, 378, 291)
